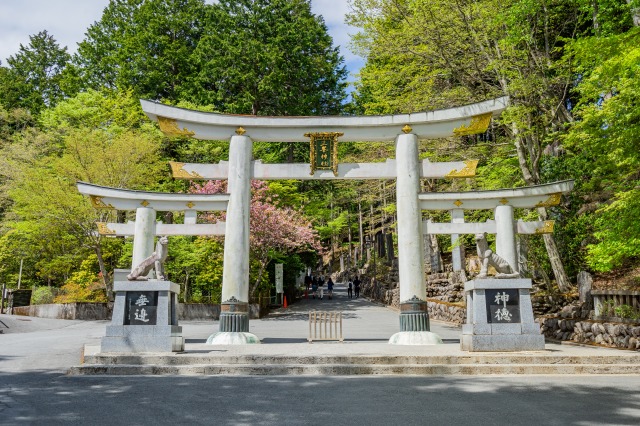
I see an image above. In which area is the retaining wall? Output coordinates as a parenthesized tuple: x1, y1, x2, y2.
(12, 303, 111, 320)
(427, 299, 466, 325)
(541, 316, 640, 351)
(12, 302, 264, 321)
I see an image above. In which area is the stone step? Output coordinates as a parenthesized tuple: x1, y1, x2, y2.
(69, 362, 640, 376)
(82, 353, 640, 367)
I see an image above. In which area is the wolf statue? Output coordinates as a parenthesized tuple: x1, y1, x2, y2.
(474, 233, 520, 279)
(127, 236, 169, 281)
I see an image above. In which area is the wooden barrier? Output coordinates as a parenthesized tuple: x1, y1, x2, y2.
(592, 290, 640, 320)
(308, 311, 343, 342)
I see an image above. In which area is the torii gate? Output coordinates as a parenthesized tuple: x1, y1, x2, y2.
(140, 96, 509, 345)
(77, 183, 229, 352)
(421, 180, 574, 272)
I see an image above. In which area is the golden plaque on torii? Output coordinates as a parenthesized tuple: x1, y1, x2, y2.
(306, 132, 342, 176)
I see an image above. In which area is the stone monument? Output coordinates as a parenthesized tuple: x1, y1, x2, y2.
(104, 228, 183, 353)
(460, 238, 545, 352)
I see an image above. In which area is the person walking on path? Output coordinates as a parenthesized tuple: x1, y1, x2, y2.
(318, 276, 324, 300)
(327, 278, 334, 299)
(311, 276, 318, 299)
(347, 279, 353, 299)
(304, 274, 312, 299)
(354, 276, 361, 298)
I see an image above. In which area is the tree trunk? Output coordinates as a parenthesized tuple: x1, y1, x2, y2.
(250, 259, 268, 299)
(347, 210, 353, 266)
(627, 0, 640, 26)
(512, 123, 536, 186)
(94, 244, 110, 299)
(184, 271, 189, 303)
(537, 207, 571, 292)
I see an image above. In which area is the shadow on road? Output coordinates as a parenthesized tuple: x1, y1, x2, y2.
(1, 369, 639, 426)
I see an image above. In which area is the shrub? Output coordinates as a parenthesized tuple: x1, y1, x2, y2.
(54, 270, 107, 303)
(31, 286, 55, 305)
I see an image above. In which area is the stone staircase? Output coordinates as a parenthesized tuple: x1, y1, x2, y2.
(70, 351, 640, 376)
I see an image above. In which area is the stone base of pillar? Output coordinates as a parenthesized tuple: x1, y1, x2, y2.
(101, 280, 184, 353)
(389, 297, 443, 345)
(206, 298, 260, 344)
(217, 298, 250, 332)
(461, 278, 545, 352)
(219, 312, 250, 332)
(206, 331, 261, 345)
(398, 297, 431, 331)
(388, 331, 443, 345)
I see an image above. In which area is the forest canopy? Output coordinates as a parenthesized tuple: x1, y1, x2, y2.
(1, 0, 639, 302)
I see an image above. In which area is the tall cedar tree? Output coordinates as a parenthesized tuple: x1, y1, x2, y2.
(183, 0, 348, 115)
(74, 0, 207, 101)
(0, 31, 71, 114)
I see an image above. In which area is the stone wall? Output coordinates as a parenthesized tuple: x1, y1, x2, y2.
(361, 277, 399, 307)
(357, 270, 467, 325)
(541, 316, 640, 351)
(13, 302, 264, 321)
(425, 272, 466, 303)
(12, 303, 111, 320)
(427, 299, 466, 325)
(178, 304, 221, 320)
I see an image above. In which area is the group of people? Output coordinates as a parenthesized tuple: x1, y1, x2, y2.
(303, 275, 362, 300)
(347, 276, 361, 299)
(305, 275, 334, 300)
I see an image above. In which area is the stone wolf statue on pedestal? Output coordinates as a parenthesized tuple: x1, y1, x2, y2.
(475, 233, 520, 279)
(127, 236, 169, 281)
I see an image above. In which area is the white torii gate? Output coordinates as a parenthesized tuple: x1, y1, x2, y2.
(420, 180, 574, 272)
(77, 182, 229, 268)
(140, 96, 509, 345)
(419, 180, 574, 272)
(76, 182, 231, 352)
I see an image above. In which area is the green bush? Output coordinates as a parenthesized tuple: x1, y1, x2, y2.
(31, 286, 55, 305)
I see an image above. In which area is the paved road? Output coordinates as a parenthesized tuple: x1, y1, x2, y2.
(1, 283, 640, 425)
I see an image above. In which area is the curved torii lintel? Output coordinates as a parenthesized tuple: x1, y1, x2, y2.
(140, 96, 509, 142)
(77, 182, 229, 212)
(419, 180, 574, 210)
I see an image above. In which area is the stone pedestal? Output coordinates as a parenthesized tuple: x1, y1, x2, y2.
(206, 297, 260, 345)
(461, 278, 544, 352)
(101, 280, 184, 353)
(389, 297, 443, 345)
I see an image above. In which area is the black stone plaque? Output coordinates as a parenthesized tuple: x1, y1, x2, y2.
(485, 289, 520, 323)
(124, 291, 158, 325)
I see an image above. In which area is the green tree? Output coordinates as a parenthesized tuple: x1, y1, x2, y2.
(558, 28, 640, 271)
(183, 0, 348, 115)
(75, 0, 207, 101)
(0, 90, 164, 290)
(346, 0, 605, 291)
(0, 30, 72, 114)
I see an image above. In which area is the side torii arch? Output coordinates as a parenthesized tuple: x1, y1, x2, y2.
(139, 97, 510, 345)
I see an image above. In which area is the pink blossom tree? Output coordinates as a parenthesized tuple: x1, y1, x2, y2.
(191, 180, 321, 296)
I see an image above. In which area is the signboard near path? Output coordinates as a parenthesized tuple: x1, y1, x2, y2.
(275, 264, 283, 294)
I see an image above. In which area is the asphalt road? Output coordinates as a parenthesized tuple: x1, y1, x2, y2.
(2, 372, 640, 425)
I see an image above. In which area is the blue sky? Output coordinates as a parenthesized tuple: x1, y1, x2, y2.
(0, 0, 365, 89)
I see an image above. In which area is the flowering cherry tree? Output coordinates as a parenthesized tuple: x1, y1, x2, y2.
(192, 180, 321, 296)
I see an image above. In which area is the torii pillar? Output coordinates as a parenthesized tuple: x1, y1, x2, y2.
(389, 132, 442, 345)
(207, 134, 260, 344)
